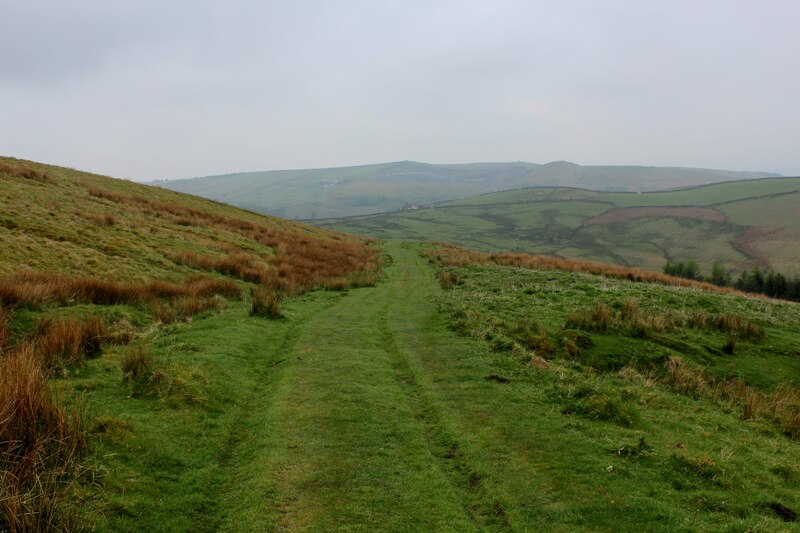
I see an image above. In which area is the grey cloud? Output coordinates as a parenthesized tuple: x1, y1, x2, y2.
(0, 0, 798, 180)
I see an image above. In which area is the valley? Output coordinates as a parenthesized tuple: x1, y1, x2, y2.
(322, 177, 800, 277)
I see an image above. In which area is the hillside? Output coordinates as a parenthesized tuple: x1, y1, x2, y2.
(155, 160, 778, 220)
(2, 157, 799, 531)
(321, 177, 800, 276)
(0, 156, 377, 284)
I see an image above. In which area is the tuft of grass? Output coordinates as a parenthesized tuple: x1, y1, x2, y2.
(565, 302, 614, 333)
(121, 345, 153, 383)
(436, 271, 463, 289)
(33, 316, 107, 372)
(250, 287, 282, 318)
(670, 453, 723, 484)
(578, 392, 640, 427)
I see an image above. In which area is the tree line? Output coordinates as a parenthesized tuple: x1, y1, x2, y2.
(663, 261, 800, 302)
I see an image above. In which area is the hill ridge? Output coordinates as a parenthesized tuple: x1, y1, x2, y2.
(155, 160, 779, 220)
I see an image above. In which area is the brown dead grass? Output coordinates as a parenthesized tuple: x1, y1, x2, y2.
(427, 243, 746, 295)
(0, 271, 240, 309)
(0, 346, 84, 531)
(32, 317, 107, 373)
(0, 305, 9, 350)
(86, 186, 380, 294)
(0, 161, 53, 184)
(662, 356, 800, 439)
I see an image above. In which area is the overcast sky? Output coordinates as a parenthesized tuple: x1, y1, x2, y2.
(2, 1, 798, 181)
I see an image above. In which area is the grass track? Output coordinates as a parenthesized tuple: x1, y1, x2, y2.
(217, 243, 487, 531)
(70, 243, 800, 531)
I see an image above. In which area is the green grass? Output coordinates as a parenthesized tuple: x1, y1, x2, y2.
(52, 243, 800, 531)
(321, 177, 800, 276)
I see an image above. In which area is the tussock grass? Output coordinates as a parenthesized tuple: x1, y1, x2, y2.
(87, 184, 381, 293)
(0, 346, 84, 531)
(250, 287, 282, 318)
(0, 161, 53, 184)
(0, 305, 9, 350)
(122, 345, 153, 383)
(33, 316, 107, 372)
(0, 271, 240, 309)
(436, 270, 463, 289)
(175, 250, 271, 285)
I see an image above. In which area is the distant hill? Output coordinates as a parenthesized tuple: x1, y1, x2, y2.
(318, 177, 800, 276)
(154, 161, 779, 219)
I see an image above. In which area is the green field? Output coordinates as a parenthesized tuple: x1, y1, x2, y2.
(157, 160, 777, 220)
(3, 158, 800, 531)
(321, 177, 800, 276)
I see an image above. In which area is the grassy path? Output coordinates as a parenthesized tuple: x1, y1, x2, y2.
(216, 243, 487, 531)
(74, 242, 800, 531)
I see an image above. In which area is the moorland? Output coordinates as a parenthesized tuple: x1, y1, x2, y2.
(1, 157, 799, 532)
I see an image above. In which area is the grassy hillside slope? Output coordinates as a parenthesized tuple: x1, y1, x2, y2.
(322, 177, 800, 276)
(157, 160, 777, 219)
(0, 156, 377, 284)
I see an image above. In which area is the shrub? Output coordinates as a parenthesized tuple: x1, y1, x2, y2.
(250, 287, 282, 318)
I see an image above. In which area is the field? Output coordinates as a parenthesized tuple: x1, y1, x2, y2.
(2, 157, 799, 531)
(157, 160, 777, 220)
(321, 177, 800, 276)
